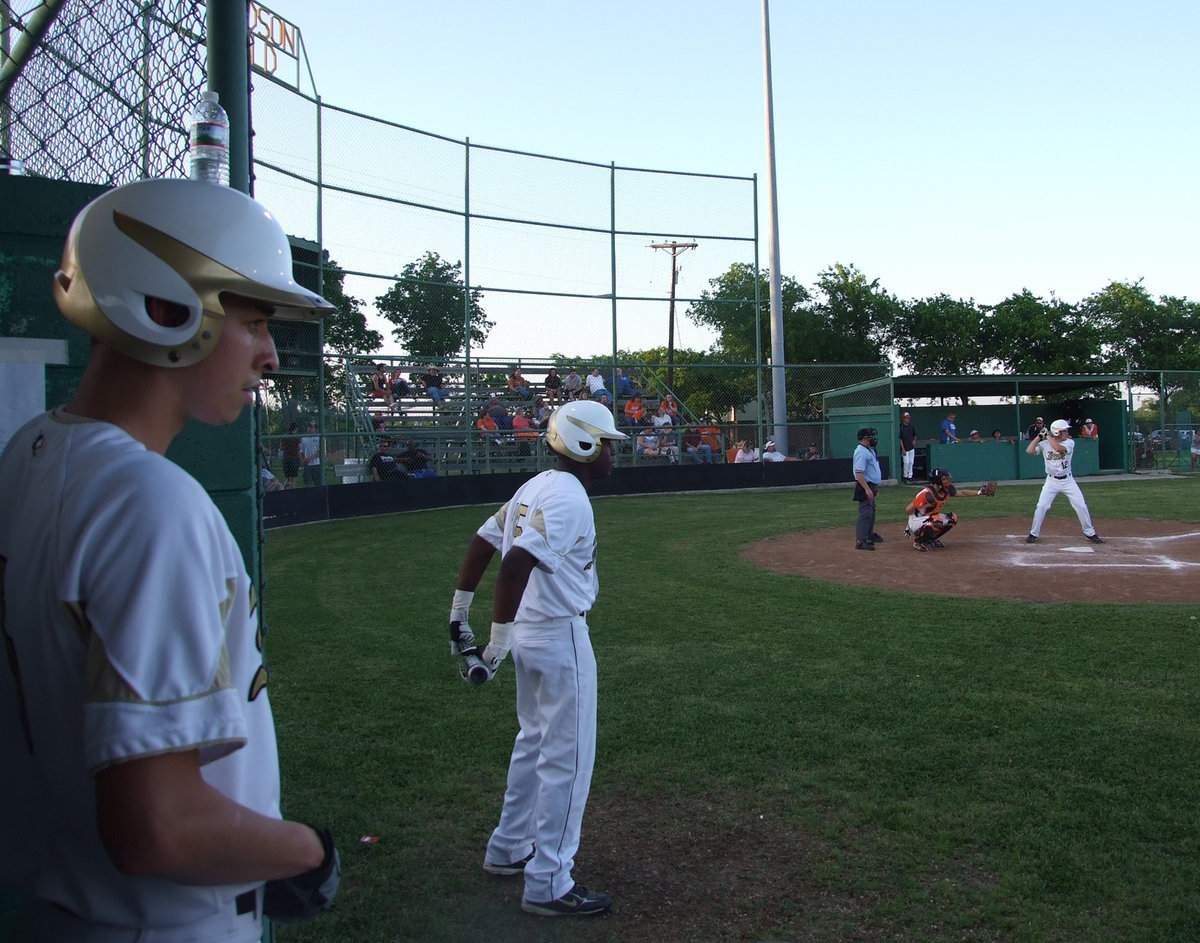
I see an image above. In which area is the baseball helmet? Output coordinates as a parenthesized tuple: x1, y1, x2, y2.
(545, 400, 628, 463)
(928, 466, 952, 486)
(1050, 419, 1071, 434)
(53, 178, 335, 368)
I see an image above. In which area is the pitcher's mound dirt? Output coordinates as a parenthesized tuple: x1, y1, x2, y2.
(742, 516, 1200, 603)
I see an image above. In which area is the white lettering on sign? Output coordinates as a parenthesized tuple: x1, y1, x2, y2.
(248, 2, 300, 86)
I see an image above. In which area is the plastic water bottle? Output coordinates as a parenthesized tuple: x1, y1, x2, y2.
(187, 90, 229, 185)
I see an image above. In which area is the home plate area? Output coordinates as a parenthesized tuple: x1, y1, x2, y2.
(742, 516, 1200, 604)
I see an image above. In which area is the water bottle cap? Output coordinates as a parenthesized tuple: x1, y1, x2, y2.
(201, 90, 218, 102)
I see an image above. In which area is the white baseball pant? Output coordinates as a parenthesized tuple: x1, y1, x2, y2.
(486, 616, 597, 904)
(1029, 475, 1097, 538)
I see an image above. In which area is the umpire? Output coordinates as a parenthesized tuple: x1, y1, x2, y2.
(853, 427, 884, 550)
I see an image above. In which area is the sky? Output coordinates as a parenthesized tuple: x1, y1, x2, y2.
(258, 0, 1200, 359)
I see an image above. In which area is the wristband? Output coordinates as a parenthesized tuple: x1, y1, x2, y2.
(450, 588, 474, 622)
(486, 621, 514, 660)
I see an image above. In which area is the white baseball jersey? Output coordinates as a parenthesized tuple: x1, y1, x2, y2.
(0, 408, 278, 939)
(477, 469, 598, 622)
(1033, 435, 1075, 476)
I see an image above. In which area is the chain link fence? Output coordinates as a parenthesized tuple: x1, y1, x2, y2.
(1130, 370, 1199, 470)
(258, 356, 892, 484)
(1, 0, 203, 183)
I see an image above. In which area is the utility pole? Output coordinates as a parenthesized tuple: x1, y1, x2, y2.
(650, 240, 697, 389)
(761, 0, 787, 455)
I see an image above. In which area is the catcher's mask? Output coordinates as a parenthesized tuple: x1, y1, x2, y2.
(545, 400, 628, 463)
(928, 467, 952, 489)
(54, 178, 334, 368)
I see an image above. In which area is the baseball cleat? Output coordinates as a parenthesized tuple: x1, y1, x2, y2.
(913, 540, 929, 552)
(1085, 533, 1105, 544)
(522, 884, 612, 917)
(483, 852, 534, 876)
(931, 539, 946, 548)
(1026, 534, 1038, 544)
(855, 541, 875, 551)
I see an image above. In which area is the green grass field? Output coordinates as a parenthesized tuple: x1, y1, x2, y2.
(265, 477, 1200, 943)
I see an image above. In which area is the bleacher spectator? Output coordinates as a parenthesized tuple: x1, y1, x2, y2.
(484, 393, 513, 430)
(586, 368, 608, 399)
(800, 444, 822, 460)
(594, 390, 612, 410)
(623, 392, 647, 427)
(660, 394, 679, 422)
(762, 439, 797, 462)
(369, 438, 406, 481)
(682, 427, 715, 463)
(636, 429, 678, 463)
(650, 403, 673, 428)
(398, 439, 433, 475)
(544, 367, 563, 406)
(533, 398, 551, 429)
(512, 408, 536, 455)
(734, 441, 758, 463)
(564, 367, 583, 401)
(260, 466, 285, 492)
(370, 363, 394, 409)
(699, 417, 721, 457)
(390, 368, 412, 398)
(508, 368, 533, 401)
(614, 367, 634, 397)
(421, 366, 448, 406)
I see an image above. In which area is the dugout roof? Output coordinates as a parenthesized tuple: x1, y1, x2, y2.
(892, 373, 1128, 400)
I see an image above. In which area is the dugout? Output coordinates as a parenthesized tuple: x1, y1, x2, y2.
(891, 373, 1132, 480)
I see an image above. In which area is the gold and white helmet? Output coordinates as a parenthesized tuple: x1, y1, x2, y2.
(53, 178, 334, 367)
(545, 400, 628, 463)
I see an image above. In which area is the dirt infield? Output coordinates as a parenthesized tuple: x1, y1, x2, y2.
(743, 515, 1200, 603)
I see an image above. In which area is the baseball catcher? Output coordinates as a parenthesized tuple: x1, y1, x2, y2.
(905, 467, 995, 551)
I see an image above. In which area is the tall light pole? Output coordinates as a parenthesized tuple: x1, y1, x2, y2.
(761, 0, 788, 453)
(651, 240, 697, 389)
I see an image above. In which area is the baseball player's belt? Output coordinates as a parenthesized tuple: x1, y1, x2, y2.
(1051, 474, 1068, 479)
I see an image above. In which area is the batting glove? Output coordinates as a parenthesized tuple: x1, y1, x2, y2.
(262, 825, 341, 924)
(478, 621, 514, 681)
(449, 589, 475, 657)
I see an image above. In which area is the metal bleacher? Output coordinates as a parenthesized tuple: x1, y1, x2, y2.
(335, 357, 728, 479)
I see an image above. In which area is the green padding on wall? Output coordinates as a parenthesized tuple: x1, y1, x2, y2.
(927, 442, 1019, 481)
(167, 412, 256, 493)
(212, 487, 260, 579)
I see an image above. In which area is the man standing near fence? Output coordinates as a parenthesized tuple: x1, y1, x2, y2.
(899, 411, 917, 483)
(447, 400, 626, 917)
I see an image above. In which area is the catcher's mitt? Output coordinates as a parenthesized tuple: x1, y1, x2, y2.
(979, 481, 998, 497)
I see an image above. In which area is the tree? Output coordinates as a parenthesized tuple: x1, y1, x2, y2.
(1082, 280, 1200, 419)
(1082, 280, 1200, 374)
(685, 262, 808, 362)
(375, 251, 492, 358)
(981, 289, 1105, 374)
(886, 294, 987, 375)
(320, 261, 382, 356)
(685, 262, 891, 364)
(809, 264, 897, 364)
